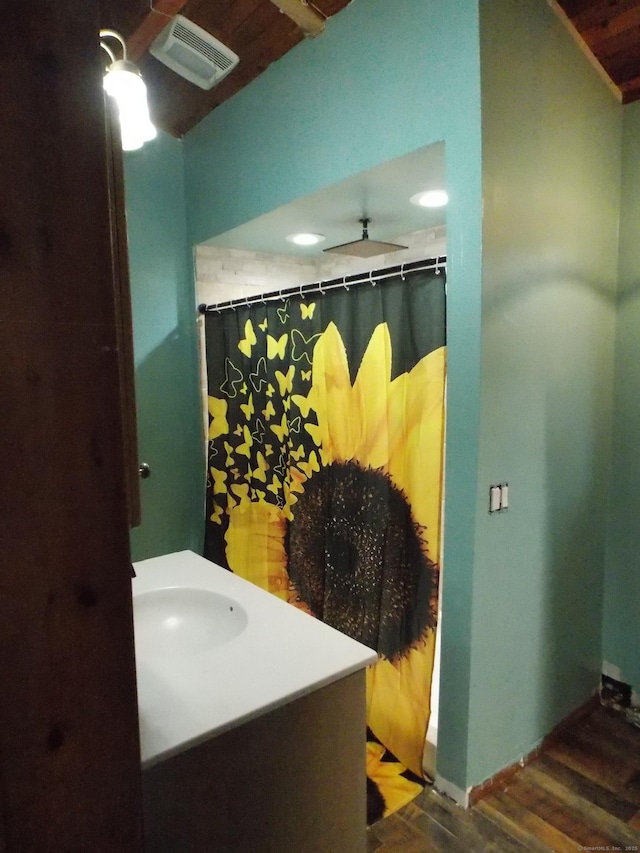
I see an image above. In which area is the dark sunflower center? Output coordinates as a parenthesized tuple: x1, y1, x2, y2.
(287, 460, 437, 659)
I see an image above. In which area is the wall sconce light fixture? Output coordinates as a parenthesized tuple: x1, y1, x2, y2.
(100, 29, 156, 151)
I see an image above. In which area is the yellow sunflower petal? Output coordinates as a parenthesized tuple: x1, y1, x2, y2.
(361, 363, 409, 473)
(225, 500, 289, 599)
(376, 772, 424, 817)
(386, 347, 446, 559)
(351, 323, 392, 468)
(366, 626, 438, 779)
(366, 741, 424, 817)
(373, 761, 407, 780)
(311, 322, 359, 461)
(366, 741, 386, 774)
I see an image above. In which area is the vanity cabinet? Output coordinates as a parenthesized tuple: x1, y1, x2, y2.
(134, 550, 376, 853)
(142, 671, 367, 853)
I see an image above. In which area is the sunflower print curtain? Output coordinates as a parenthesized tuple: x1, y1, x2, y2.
(204, 268, 446, 818)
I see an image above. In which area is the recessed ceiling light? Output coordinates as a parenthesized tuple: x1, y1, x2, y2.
(410, 190, 449, 208)
(286, 232, 326, 246)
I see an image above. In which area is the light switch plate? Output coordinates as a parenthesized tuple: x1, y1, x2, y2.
(490, 485, 501, 512)
(489, 482, 509, 513)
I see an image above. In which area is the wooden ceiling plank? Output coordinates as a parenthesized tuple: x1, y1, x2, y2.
(126, 0, 189, 62)
(101, 0, 150, 37)
(600, 48, 640, 83)
(547, 0, 623, 101)
(185, 0, 264, 44)
(183, 0, 237, 19)
(235, 5, 298, 51)
(218, 0, 277, 47)
(587, 22, 640, 60)
(581, 5, 640, 46)
(554, 0, 597, 18)
(568, 0, 640, 32)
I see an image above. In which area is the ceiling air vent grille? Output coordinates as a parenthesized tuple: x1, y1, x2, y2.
(173, 21, 235, 71)
(150, 15, 239, 91)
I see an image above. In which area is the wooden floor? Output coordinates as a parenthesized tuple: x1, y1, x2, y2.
(367, 703, 640, 852)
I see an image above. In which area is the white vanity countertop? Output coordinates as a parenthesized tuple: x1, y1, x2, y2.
(132, 550, 378, 768)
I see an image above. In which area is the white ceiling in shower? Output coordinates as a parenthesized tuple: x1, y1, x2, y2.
(201, 142, 447, 257)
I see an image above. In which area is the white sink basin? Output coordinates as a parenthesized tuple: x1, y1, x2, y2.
(133, 586, 248, 657)
(132, 551, 377, 767)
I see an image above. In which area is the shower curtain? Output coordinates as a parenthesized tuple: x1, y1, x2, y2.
(203, 267, 446, 819)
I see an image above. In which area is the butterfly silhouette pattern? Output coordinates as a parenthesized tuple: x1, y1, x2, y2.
(238, 319, 257, 357)
(300, 301, 316, 320)
(291, 329, 321, 364)
(204, 296, 324, 531)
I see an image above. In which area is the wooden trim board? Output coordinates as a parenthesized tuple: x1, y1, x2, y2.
(0, 3, 143, 849)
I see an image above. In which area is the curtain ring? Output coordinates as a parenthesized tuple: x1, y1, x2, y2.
(318, 279, 325, 296)
(370, 270, 376, 287)
(400, 262, 406, 280)
(280, 287, 286, 301)
(343, 275, 349, 291)
(299, 282, 305, 300)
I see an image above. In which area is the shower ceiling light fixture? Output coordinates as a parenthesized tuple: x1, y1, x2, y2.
(324, 218, 407, 258)
(100, 29, 156, 151)
(286, 232, 326, 246)
(410, 189, 449, 208)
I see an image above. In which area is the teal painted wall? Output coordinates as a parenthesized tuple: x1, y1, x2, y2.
(183, 0, 483, 790)
(124, 132, 204, 561)
(604, 101, 640, 693)
(472, 0, 622, 786)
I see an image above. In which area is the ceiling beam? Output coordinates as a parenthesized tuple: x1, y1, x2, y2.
(126, 0, 188, 62)
(270, 0, 325, 37)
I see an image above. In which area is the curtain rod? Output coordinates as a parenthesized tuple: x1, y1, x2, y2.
(197, 255, 447, 314)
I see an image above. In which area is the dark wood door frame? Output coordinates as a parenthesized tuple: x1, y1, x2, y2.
(0, 3, 144, 849)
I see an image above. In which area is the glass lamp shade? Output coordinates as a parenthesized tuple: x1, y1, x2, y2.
(103, 60, 157, 151)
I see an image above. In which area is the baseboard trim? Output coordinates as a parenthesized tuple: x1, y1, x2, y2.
(468, 691, 600, 807)
(434, 774, 470, 808)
